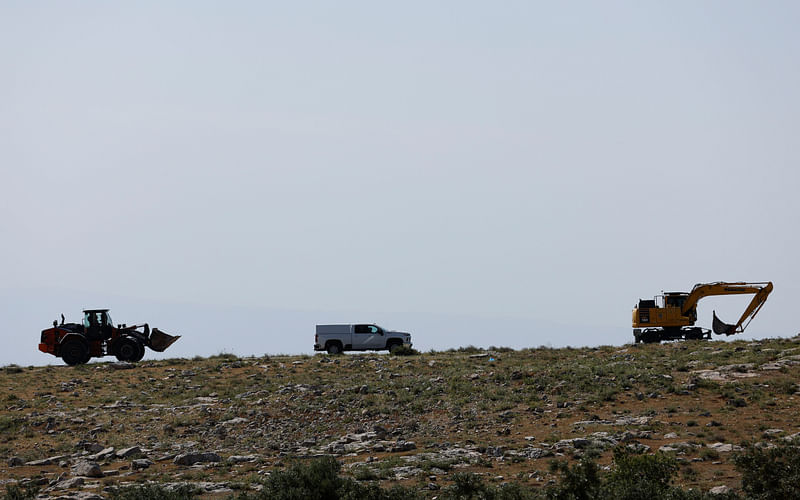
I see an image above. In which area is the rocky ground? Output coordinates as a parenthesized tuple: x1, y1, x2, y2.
(2, 336, 800, 499)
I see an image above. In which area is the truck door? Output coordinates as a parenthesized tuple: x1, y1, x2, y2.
(353, 324, 384, 349)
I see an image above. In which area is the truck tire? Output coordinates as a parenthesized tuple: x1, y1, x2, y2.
(387, 341, 402, 354)
(114, 337, 144, 362)
(326, 342, 342, 355)
(61, 338, 89, 366)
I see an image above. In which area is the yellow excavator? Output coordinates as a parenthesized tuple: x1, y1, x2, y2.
(632, 281, 773, 343)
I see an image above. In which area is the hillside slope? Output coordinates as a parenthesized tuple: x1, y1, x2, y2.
(2, 337, 800, 498)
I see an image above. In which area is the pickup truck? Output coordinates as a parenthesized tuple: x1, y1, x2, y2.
(314, 324, 412, 354)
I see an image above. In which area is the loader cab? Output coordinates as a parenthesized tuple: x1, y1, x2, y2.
(83, 309, 114, 341)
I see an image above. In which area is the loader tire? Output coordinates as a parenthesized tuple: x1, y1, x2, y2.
(61, 339, 89, 366)
(114, 337, 144, 363)
(133, 343, 145, 362)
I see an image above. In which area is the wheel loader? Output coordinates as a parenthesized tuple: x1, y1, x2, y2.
(39, 309, 180, 365)
(632, 281, 773, 343)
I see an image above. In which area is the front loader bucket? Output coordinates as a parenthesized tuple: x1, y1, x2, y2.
(149, 328, 181, 352)
(712, 311, 737, 336)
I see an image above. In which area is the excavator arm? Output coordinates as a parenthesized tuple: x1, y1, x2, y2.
(682, 282, 773, 336)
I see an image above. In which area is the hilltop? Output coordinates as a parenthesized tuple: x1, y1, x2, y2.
(2, 336, 800, 498)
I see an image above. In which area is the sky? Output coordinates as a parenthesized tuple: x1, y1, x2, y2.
(1, 2, 799, 366)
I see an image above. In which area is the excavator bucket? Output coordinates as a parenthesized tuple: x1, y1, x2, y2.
(712, 311, 737, 336)
(149, 328, 181, 352)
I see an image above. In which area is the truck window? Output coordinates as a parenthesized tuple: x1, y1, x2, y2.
(354, 325, 369, 334)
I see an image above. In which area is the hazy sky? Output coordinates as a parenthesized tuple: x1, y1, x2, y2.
(2, 2, 799, 364)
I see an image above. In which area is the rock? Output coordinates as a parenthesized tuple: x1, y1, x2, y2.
(486, 446, 505, 457)
(116, 446, 142, 458)
(707, 443, 742, 453)
(53, 492, 105, 499)
(718, 363, 755, 372)
(391, 440, 416, 452)
(626, 442, 651, 453)
(710, 485, 732, 495)
(110, 362, 135, 370)
(663, 432, 679, 439)
(80, 442, 104, 453)
(26, 455, 69, 466)
(784, 432, 800, 442)
(222, 417, 249, 425)
(659, 442, 697, 453)
(8, 456, 23, 467)
(174, 452, 222, 466)
(763, 429, 784, 436)
(88, 447, 115, 461)
(554, 438, 590, 450)
(615, 416, 651, 426)
(73, 460, 103, 478)
(50, 476, 85, 490)
(228, 455, 258, 464)
(573, 419, 614, 426)
(520, 447, 550, 459)
(80, 494, 106, 500)
(132, 458, 153, 470)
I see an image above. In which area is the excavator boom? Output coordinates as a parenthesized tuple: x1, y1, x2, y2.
(710, 282, 773, 335)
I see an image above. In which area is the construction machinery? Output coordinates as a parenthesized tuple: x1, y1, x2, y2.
(632, 282, 773, 343)
(39, 309, 180, 365)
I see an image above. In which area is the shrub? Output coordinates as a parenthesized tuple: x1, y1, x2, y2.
(449, 345, 483, 354)
(2, 483, 39, 500)
(699, 448, 720, 461)
(602, 448, 679, 499)
(0, 416, 21, 435)
(440, 473, 537, 500)
(106, 484, 198, 500)
(445, 472, 490, 499)
(547, 459, 601, 500)
(234, 456, 421, 500)
(735, 443, 800, 499)
(488, 346, 516, 353)
(390, 345, 419, 356)
(209, 352, 239, 360)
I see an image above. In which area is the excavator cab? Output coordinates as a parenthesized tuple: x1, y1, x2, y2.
(664, 293, 688, 309)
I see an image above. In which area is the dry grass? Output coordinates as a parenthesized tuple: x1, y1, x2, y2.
(1, 336, 799, 497)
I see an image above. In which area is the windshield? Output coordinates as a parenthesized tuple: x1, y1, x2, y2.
(105, 312, 113, 327)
